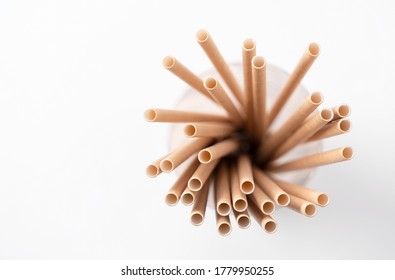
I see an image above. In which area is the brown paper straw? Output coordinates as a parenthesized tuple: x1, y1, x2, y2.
(204, 77, 244, 125)
(144, 108, 230, 123)
(252, 56, 267, 141)
(165, 158, 200, 206)
(270, 109, 334, 160)
(242, 39, 257, 133)
(216, 213, 232, 236)
(188, 159, 220, 191)
(258, 92, 323, 161)
(234, 209, 251, 229)
(249, 183, 275, 215)
(184, 123, 236, 138)
(162, 56, 215, 102)
(288, 194, 317, 217)
(269, 146, 354, 172)
(307, 119, 352, 142)
(253, 167, 290, 206)
(332, 104, 351, 120)
(181, 187, 195, 206)
(190, 180, 210, 226)
(267, 43, 320, 126)
(248, 198, 277, 233)
(237, 154, 255, 194)
(161, 138, 212, 172)
(215, 162, 232, 216)
(198, 138, 240, 163)
(274, 179, 329, 206)
(196, 30, 244, 105)
(229, 163, 248, 211)
(146, 155, 166, 178)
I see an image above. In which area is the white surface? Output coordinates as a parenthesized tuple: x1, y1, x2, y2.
(0, 0, 394, 259)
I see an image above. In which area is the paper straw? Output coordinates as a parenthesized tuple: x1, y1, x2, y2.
(307, 119, 352, 142)
(269, 146, 354, 172)
(288, 194, 317, 217)
(253, 167, 290, 206)
(267, 42, 320, 126)
(204, 77, 244, 125)
(258, 92, 323, 161)
(252, 56, 267, 141)
(190, 180, 210, 226)
(242, 39, 257, 133)
(146, 155, 166, 178)
(144, 108, 230, 123)
(216, 213, 232, 236)
(162, 56, 215, 102)
(161, 138, 213, 172)
(234, 209, 251, 229)
(181, 187, 195, 206)
(274, 179, 329, 206)
(165, 158, 200, 206)
(237, 154, 255, 194)
(184, 123, 236, 138)
(229, 163, 248, 211)
(248, 198, 277, 233)
(188, 159, 220, 191)
(215, 162, 232, 216)
(270, 108, 334, 160)
(332, 104, 351, 121)
(198, 138, 240, 164)
(249, 183, 275, 215)
(196, 30, 244, 105)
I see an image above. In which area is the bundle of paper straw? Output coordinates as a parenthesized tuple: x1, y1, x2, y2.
(144, 30, 353, 236)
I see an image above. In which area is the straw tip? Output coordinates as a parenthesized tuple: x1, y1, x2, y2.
(146, 164, 160, 178)
(252, 56, 266, 69)
(160, 159, 174, 172)
(198, 150, 212, 163)
(310, 91, 324, 105)
(165, 193, 178, 206)
(162, 56, 175, 69)
(144, 109, 157, 122)
(203, 76, 217, 90)
(218, 223, 231, 236)
(304, 204, 317, 217)
(264, 221, 277, 233)
(308, 42, 320, 56)
(317, 194, 330, 207)
(243, 38, 256, 51)
(191, 213, 204, 226)
(342, 146, 354, 159)
(196, 29, 209, 42)
(320, 108, 334, 121)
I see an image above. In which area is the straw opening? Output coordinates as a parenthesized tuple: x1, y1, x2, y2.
(310, 92, 323, 104)
(181, 193, 194, 205)
(146, 165, 159, 177)
(252, 56, 266, 69)
(264, 221, 277, 233)
(162, 56, 175, 68)
(188, 178, 202, 191)
(198, 150, 212, 163)
(262, 201, 275, 214)
(342, 147, 353, 159)
(338, 104, 350, 117)
(204, 77, 217, 90)
(237, 216, 251, 228)
(160, 160, 174, 172)
(317, 194, 329, 206)
(217, 203, 231, 216)
(243, 39, 255, 51)
(304, 204, 317, 217)
(277, 193, 290, 206)
(241, 181, 254, 194)
(191, 213, 204, 225)
(234, 199, 247, 212)
(184, 124, 197, 137)
(196, 30, 209, 42)
(308, 42, 320, 56)
(165, 193, 178, 206)
(320, 109, 334, 121)
(144, 109, 157, 121)
(218, 223, 231, 236)
(339, 119, 352, 132)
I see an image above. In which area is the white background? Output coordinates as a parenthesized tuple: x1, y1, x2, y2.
(0, 0, 394, 259)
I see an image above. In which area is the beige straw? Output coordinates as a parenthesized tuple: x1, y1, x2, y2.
(146, 155, 166, 178)
(198, 138, 240, 164)
(190, 180, 210, 226)
(288, 194, 317, 217)
(215, 162, 232, 216)
(248, 198, 277, 233)
(237, 154, 255, 194)
(204, 77, 244, 126)
(242, 39, 257, 133)
(274, 179, 329, 206)
(165, 158, 200, 206)
(196, 30, 244, 105)
(181, 187, 195, 206)
(258, 92, 323, 161)
(184, 123, 236, 138)
(307, 119, 352, 142)
(251, 56, 267, 141)
(270, 108, 334, 160)
(188, 159, 220, 191)
(162, 56, 215, 102)
(253, 167, 290, 206)
(249, 183, 275, 215)
(229, 163, 248, 211)
(161, 138, 212, 172)
(267, 42, 320, 126)
(269, 146, 354, 172)
(216, 213, 232, 236)
(144, 108, 230, 123)
(234, 209, 251, 229)
(332, 104, 351, 121)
